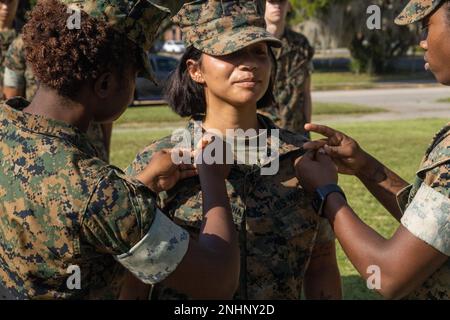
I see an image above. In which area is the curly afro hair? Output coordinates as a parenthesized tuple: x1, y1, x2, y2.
(22, 0, 143, 98)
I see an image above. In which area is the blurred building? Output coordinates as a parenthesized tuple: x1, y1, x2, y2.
(163, 25, 182, 42)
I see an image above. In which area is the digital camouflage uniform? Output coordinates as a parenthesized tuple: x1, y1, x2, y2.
(127, 113, 335, 300)
(396, 123, 450, 299)
(394, 0, 449, 299)
(0, 29, 17, 92)
(259, 28, 314, 137)
(4, 34, 109, 163)
(126, 1, 335, 299)
(0, 1, 189, 300)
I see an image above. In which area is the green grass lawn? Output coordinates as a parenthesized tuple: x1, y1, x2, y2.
(110, 105, 447, 300)
(115, 105, 184, 126)
(312, 72, 434, 91)
(314, 102, 385, 115)
(313, 72, 373, 91)
(115, 104, 385, 128)
(437, 97, 450, 103)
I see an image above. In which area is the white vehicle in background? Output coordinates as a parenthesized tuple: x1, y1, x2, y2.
(162, 40, 185, 53)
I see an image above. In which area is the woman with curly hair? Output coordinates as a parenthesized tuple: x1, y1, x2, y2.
(0, 0, 239, 299)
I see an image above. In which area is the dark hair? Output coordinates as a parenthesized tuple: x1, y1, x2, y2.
(165, 45, 277, 118)
(22, 0, 142, 99)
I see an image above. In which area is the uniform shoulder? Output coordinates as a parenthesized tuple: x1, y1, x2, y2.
(126, 134, 176, 176)
(257, 113, 307, 148)
(5, 34, 25, 71)
(278, 126, 308, 148)
(284, 28, 312, 48)
(282, 28, 314, 61)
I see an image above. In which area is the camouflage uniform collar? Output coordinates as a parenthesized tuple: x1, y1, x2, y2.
(0, 98, 98, 157)
(397, 122, 450, 212)
(183, 113, 306, 171)
(419, 122, 450, 170)
(256, 113, 307, 158)
(424, 123, 450, 155)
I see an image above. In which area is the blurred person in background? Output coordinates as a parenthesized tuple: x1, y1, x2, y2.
(261, 0, 314, 139)
(0, 0, 19, 98)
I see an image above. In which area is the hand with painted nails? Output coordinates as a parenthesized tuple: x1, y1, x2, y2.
(302, 123, 370, 176)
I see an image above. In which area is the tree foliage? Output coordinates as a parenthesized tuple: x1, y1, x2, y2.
(290, 0, 344, 20)
(291, 0, 419, 74)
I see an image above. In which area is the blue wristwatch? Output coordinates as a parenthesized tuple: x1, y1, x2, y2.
(312, 184, 347, 217)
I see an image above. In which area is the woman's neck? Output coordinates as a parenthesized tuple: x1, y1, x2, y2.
(203, 99, 260, 135)
(23, 86, 92, 132)
(266, 20, 286, 39)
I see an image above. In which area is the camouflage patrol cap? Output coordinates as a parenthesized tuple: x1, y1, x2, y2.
(172, 0, 282, 56)
(61, 0, 170, 81)
(395, 0, 444, 25)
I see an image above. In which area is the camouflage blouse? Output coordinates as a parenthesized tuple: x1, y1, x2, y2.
(397, 123, 450, 299)
(0, 98, 189, 299)
(127, 114, 335, 300)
